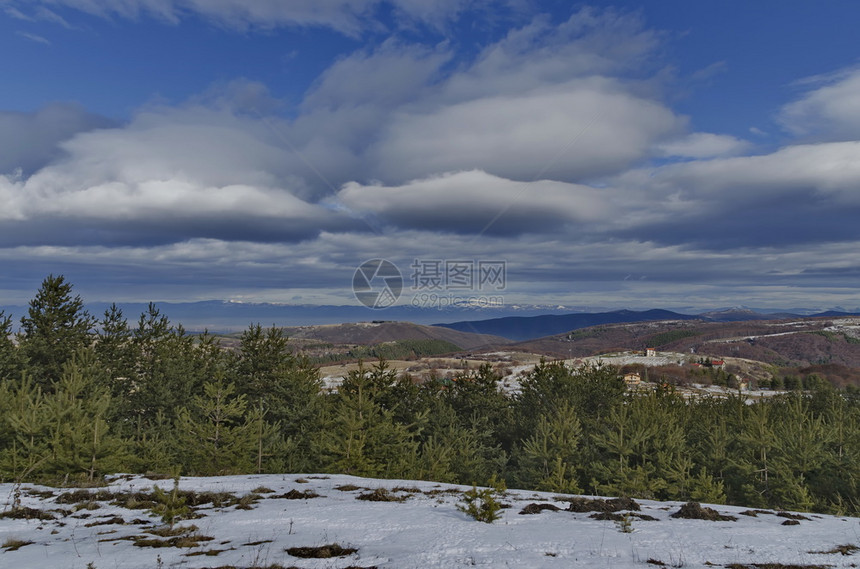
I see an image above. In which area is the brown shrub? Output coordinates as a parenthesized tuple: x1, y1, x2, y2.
(670, 502, 736, 522)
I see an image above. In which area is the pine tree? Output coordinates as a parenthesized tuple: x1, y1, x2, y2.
(128, 304, 200, 425)
(444, 363, 513, 452)
(233, 324, 292, 402)
(44, 352, 128, 482)
(95, 304, 136, 396)
(314, 362, 418, 478)
(231, 324, 323, 465)
(769, 395, 831, 511)
(173, 375, 265, 475)
(0, 374, 50, 480)
(152, 478, 189, 529)
(18, 275, 95, 387)
(0, 351, 127, 482)
(686, 398, 732, 485)
(515, 402, 582, 493)
(687, 468, 727, 504)
(589, 391, 690, 500)
(127, 410, 178, 476)
(733, 399, 778, 507)
(569, 363, 626, 427)
(0, 310, 22, 383)
(817, 393, 860, 512)
(514, 360, 578, 441)
(431, 416, 507, 486)
(414, 434, 457, 483)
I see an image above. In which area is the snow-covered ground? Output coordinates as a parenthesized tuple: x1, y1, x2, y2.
(579, 354, 682, 367)
(3, 473, 860, 569)
(691, 383, 785, 400)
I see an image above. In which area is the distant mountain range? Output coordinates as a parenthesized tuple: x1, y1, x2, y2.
(0, 300, 583, 332)
(435, 308, 860, 341)
(0, 299, 857, 336)
(435, 309, 697, 341)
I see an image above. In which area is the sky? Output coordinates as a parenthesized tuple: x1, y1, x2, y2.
(1, 0, 860, 313)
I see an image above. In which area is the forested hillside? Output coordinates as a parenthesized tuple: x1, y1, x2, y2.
(514, 317, 860, 369)
(3, 276, 860, 516)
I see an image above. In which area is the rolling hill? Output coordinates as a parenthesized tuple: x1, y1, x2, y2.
(436, 308, 860, 342)
(435, 309, 702, 341)
(508, 316, 860, 369)
(278, 321, 511, 350)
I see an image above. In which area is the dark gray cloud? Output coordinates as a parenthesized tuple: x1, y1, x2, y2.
(615, 193, 860, 250)
(606, 141, 860, 249)
(335, 170, 610, 236)
(0, 103, 115, 177)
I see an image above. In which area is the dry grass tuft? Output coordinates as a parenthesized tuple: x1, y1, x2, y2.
(1, 538, 34, 551)
(286, 543, 357, 558)
(357, 488, 406, 502)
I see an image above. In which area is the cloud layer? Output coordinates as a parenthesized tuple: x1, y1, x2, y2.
(1, 6, 859, 309)
(4, 0, 499, 34)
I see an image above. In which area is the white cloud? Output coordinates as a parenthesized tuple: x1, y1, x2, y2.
(605, 141, 860, 250)
(285, 42, 451, 187)
(15, 31, 51, 45)
(657, 132, 752, 159)
(780, 67, 860, 140)
(0, 168, 332, 234)
(335, 169, 611, 233)
(302, 40, 451, 110)
(0, 9, 726, 248)
(10, 0, 490, 34)
(40, 106, 295, 191)
(34, 6, 74, 27)
(4, 6, 33, 21)
(0, 103, 343, 242)
(441, 8, 660, 101)
(630, 142, 860, 204)
(191, 78, 284, 114)
(278, 10, 682, 189)
(371, 78, 682, 183)
(39, 180, 321, 221)
(288, 8, 681, 185)
(31, 0, 180, 23)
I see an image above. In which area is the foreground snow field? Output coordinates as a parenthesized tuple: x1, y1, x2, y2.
(2, 473, 859, 569)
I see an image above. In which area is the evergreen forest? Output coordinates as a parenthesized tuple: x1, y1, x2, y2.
(2, 275, 860, 516)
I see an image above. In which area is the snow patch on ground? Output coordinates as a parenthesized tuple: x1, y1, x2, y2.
(2, 473, 859, 569)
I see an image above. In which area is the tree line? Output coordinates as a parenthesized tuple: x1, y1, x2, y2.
(2, 275, 860, 516)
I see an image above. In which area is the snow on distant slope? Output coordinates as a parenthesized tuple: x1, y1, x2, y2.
(2, 474, 859, 569)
